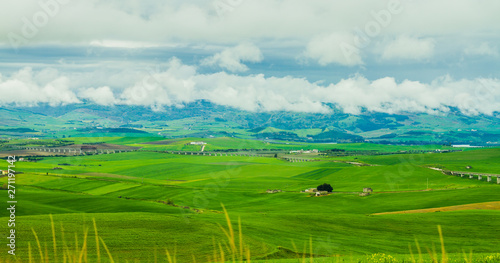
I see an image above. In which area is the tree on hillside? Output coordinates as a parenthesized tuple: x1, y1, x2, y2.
(317, 183, 333, 192)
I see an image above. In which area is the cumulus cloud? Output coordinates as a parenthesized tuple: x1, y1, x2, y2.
(464, 42, 498, 57)
(2, 1, 500, 121)
(2, 62, 500, 116)
(120, 58, 197, 109)
(110, 60, 500, 115)
(201, 43, 263, 72)
(322, 75, 500, 115)
(138, 65, 500, 115)
(79, 86, 117, 105)
(381, 36, 435, 61)
(0, 67, 80, 106)
(194, 73, 330, 113)
(303, 33, 363, 66)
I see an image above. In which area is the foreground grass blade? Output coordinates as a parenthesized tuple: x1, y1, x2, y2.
(50, 215, 58, 263)
(31, 228, 44, 262)
(309, 236, 313, 263)
(93, 218, 101, 263)
(99, 237, 114, 263)
(239, 217, 243, 262)
(165, 248, 173, 263)
(28, 242, 32, 263)
(415, 238, 423, 263)
(408, 243, 416, 263)
(438, 225, 448, 263)
(78, 228, 88, 263)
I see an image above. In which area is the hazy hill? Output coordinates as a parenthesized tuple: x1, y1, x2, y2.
(0, 101, 498, 145)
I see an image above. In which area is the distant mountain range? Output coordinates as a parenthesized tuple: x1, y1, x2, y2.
(0, 101, 498, 145)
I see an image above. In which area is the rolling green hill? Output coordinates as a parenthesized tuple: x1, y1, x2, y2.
(1, 144, 499, 262)
(1, 103, 499, 145)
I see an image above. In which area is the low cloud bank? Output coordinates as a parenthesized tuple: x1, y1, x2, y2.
(1, 60, 499, 115)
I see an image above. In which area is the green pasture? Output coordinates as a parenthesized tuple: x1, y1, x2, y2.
(1, 144, 499, 262)
(336, 148, 500, 174)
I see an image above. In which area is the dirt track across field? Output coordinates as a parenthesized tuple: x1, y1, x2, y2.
(69, 143, 140, 150)
(141, 140, 179, 145)
(373, 201, 500, 215)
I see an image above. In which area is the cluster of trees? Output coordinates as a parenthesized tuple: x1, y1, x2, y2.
(317, 183, 333, 192)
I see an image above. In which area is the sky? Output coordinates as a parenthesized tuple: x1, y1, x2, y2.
(0, 0, 499, 115)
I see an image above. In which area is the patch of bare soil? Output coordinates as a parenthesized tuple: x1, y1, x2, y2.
(141, 140, 179, 145)
(373, 201, 500, 215)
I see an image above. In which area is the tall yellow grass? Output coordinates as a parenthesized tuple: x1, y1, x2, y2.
(21, 215, 113, 263)
(3, 213, 499, 263)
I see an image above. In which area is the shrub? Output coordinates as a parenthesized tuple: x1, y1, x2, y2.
(317, 183, 333, 192)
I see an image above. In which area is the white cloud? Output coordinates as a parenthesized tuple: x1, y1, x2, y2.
(0, 67, 80, 106)
(2, 62, 500, 116)
(381, 36, 435, 61)
(89, 40, 161, 49)
(120, 58, 197, 108)
(79, 86, 117, 105)
(105, 60, 500, 115)
(303, 33, 363, 66)
(0, 0, 499, 78)
(1, 0, 499, 48)
(201, 43, 263, 72)
(194, 73, 331, 113)
(1, 1, 499, 120)
(464, 42, 498, 57)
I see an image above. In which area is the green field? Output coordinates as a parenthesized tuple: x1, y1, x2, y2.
(1, 138, 499, 262)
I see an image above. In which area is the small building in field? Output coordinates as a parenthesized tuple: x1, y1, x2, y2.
(466, 166, 472, 169)
(304, 188, 317, 193)
(266, 189, 282, 193)
(363, 188, 373, 193)
(1, 170, 22, 175)
(190, 142, 207, 145)
(315, 191, 328, 196)
(359, 192, 370, 197)
(18, 158, 24, 162)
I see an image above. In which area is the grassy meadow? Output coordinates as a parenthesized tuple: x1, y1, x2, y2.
(1, 137, 499, 262)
